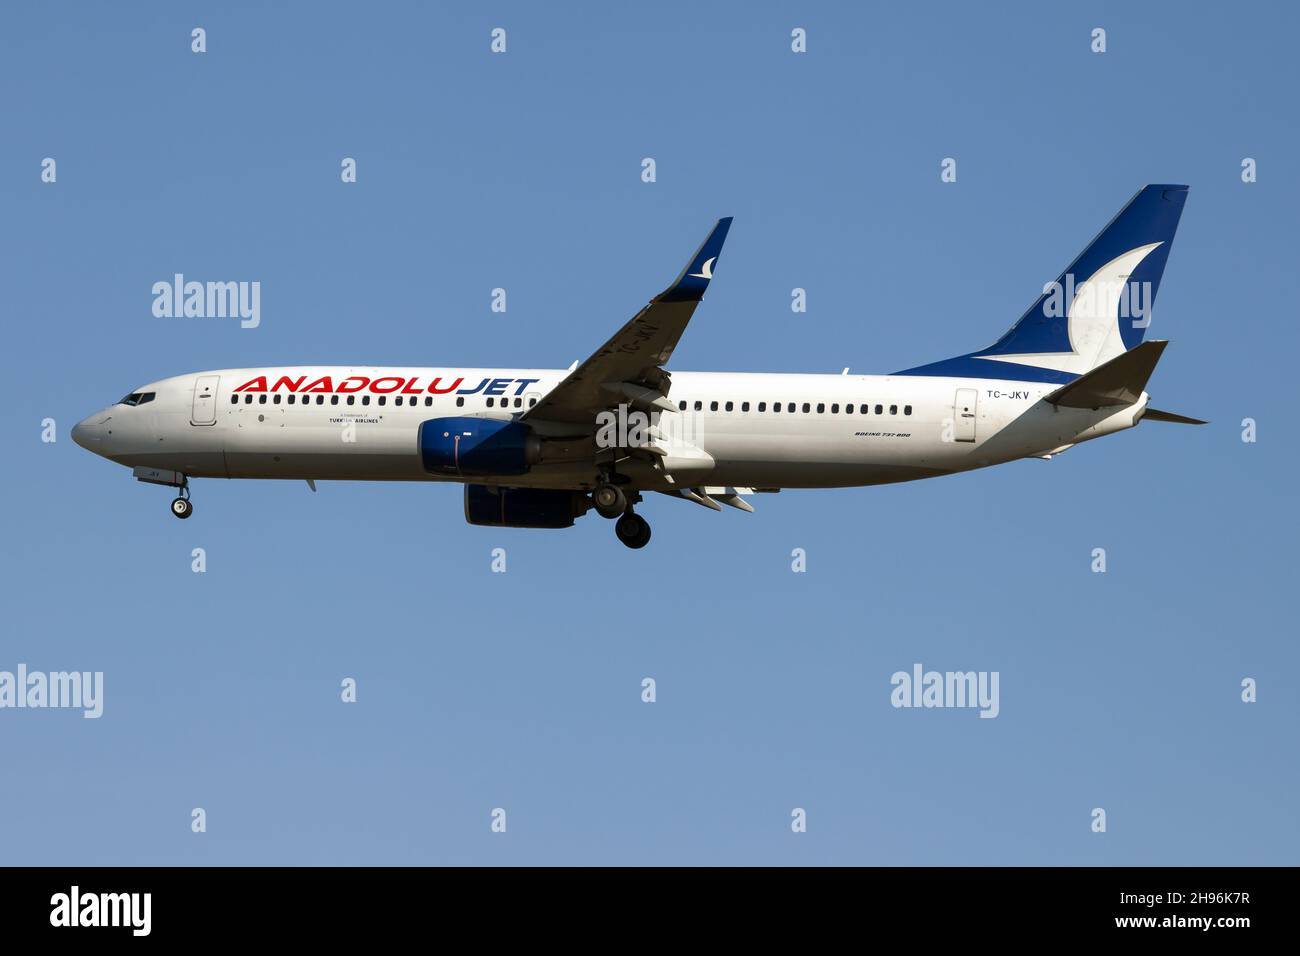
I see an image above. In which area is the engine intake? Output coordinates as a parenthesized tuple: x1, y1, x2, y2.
(419, 417, 539, 476)
(464, 485, 589, 528)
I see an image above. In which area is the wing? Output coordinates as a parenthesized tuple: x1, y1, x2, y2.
(522, 217, 733, 427)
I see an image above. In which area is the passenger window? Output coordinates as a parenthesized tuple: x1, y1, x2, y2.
(514, 398, 522, 408)
(816, 403, 825, 414)
(529, 398, 537, 407)
(846, 404, 854, 413)
(425, 396, 433, 407)
(330, 396, 338, 405)
(802, 403, 810, 413)
(230, 395, 238, 404)
(678, 400, 687, 410)
(456, 397, 465, 407)
(362, 396, 370, 406)
(874, 404, 882, 414)
(694, 401, 702, 411)
(889, 404, 897, 415)
(259, 395, 267, 405)
(773, 403, 781, 413)
(378, 396, 386, 406)
(486, 398, 494, 407)
(710, 401, 719, 411)
(394, 396, 402, 406)
(273, 394, 281, 404)
(904, 405, 912, 415)
(347, 396, 355, 405)
(725, 401, 734, 412)
(244, 395, 252, 405)
(787, 403, 795, 413)
(758, 402, 766, 412)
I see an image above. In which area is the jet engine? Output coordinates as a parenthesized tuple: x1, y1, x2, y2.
(464, 484, 590, 528)
(419, 417, 540, 476)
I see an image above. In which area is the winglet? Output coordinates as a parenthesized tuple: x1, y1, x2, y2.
(658, 217, 733, 303)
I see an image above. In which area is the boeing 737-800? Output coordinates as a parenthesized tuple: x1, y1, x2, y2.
(73, 185, 1202, 548)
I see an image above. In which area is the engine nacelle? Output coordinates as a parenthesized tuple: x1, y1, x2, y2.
(464, 485, 589, 529)
(419, 417, 539, 476)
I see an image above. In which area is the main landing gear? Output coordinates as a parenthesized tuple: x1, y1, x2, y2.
(593, 478, 651, 549)
(592, 483, 627, 518)
(170, 482, 193, 519)
(614, 511, 651, 549)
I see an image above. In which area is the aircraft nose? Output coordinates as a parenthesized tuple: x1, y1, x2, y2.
(72, 414, 107, 452)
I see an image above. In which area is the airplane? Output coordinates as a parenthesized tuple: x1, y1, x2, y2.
(72, 184, 1203, 549)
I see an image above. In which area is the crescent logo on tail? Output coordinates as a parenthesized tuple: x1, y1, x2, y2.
(974, 242, 1164, 375)
(689, 257, 716, 279)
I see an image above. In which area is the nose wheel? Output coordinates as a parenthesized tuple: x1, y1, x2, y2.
(614, 511, 651, 549)
(170, 484, 193, 519)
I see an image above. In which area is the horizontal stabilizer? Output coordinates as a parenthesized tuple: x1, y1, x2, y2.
(1142, 407, 1207, 425)
(1046, 340, 1167, 409)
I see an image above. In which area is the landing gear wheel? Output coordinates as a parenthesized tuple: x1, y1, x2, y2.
(615, 512, 651, 549)
(593, 484, 627, 519)
(171, 497, 193, 519)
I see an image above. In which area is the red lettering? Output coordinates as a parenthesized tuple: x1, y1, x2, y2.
(302, 376, 334, 393)
(428, 376, 463, 394)
(400, 377, 424, 395)
(234, 376, 268, 393)
(272, 375, 306, 392)
(337, 376, 370, 393)
(369, 376, 405, 394)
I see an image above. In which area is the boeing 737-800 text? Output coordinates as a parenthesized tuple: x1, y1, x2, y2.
(73, 185, 1203, 548)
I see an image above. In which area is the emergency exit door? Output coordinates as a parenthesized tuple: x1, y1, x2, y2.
(953, 388, 977, 442)
(191, 375, 220, 425)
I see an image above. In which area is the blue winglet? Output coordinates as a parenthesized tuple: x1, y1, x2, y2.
(658, 217, 733, 303)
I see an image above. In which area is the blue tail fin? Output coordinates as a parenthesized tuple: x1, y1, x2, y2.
(898, 185, 1189, 383)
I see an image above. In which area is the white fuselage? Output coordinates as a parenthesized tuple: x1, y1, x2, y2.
(71, 366, 1146, 491)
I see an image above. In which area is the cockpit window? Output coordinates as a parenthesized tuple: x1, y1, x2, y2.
(119, 391, 155, 406)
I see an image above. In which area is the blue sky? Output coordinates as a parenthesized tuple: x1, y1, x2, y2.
(1, 1, 1296, 865)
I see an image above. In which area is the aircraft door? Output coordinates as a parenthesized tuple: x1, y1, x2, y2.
(192, 375, 220, 425)
(953, 388, 977, 443)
